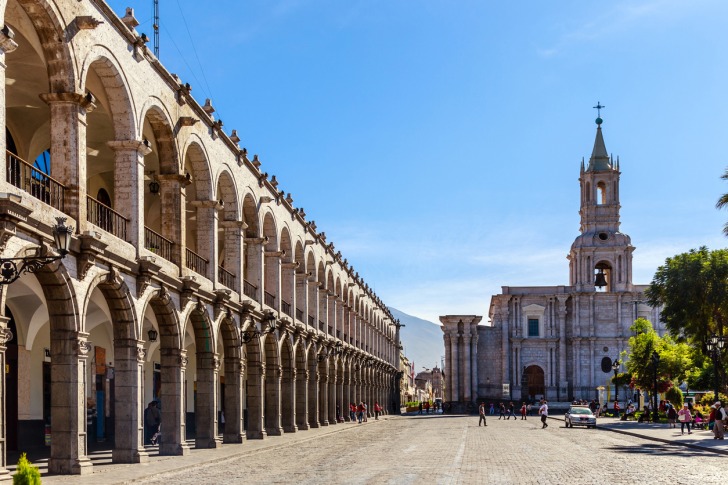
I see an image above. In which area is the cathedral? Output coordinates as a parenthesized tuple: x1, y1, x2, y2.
(441, 115, 663, 408)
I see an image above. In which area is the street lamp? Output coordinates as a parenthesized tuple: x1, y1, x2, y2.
(611, 358, 621, 409)
(0, 217, 73, 285)
(651, 350, 660, 423)
(706, 333, 727, 402)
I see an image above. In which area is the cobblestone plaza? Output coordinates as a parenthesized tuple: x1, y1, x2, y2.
(41, 414, 728, 484)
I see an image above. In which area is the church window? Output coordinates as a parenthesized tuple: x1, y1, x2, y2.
(528, 318, 539, 337)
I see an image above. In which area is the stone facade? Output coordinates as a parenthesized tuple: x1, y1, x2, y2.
(0, 0, 400, 478)
(442, 120, 664, 408)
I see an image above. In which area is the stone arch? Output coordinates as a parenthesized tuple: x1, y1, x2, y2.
(82, 270, 139, 340)
(215, 169, 239, 221)
(262, 212, 279, 310)
(186, 305, 218, 448)
(279, 227, 293, 318)
(241, 192, 260, 238)
(12, 0, 76, 93)
(182, 139, 213, 201)
(183, 140, 214, 276)
(138, 99, 179, 175)
(217, 313, 244, 443)
(524, 364, 545, 400)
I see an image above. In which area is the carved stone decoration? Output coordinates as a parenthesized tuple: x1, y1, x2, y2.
(178, 356, 188, 367)
(0, 327, 13, 345)
(178, 116, 198, 127)
(0, 25, 18, 54)
(180, 276, 201, 310)
(75, 16, 103, 30)
(106, 265, 120, 285)
(137, 347, 147, 362)
(156, 285, 171, 305)
(77, 232, 107, 280)
(78, 340, 92, 356)
(212, 355, 221, 371)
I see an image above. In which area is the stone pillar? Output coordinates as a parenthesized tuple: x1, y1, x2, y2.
(108, 140, 151, 249)
(462, 335, 471, 402)
(328, 370, 337, 425)
(450, 334, 460, 401)
(243, 238, 265, 303)
(0, 29, 17, 182)
(295, 368, 309, 430)
(245, 361, 265, 439)
(264, 364, 282, 436)
(223, 357, 244, 443)
(220, 220, 245, 294)
(263, 251, 282, 313)
(318, 363, 329, 426)
(190, 201, 221, 280)
(281, 262, 297, 319)
(112, 339, 148, 463)
(158, 174, 187, 267)
(470, 332, 479, 402)
(49, 332, 92, 475)
(443, 334, 452, 401)
(557, 296, 568, 398)
(195, 352, 219, 448)
(295, 272, 308, 324)
(308, 368, 320, 428)
(159, 348, 190, 455)
(281, 365, 296, 433)
(40, 92, 92, 231)
(0, 323, 13, 480)
(307, 280, 319, 330)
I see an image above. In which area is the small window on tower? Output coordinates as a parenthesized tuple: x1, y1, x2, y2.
(528, 318, 539, 337)
(596, 181, 607, 205)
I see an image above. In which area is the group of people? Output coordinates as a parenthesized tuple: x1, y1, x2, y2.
(349, 401, 383, 423)
(478, 400, 549, 428)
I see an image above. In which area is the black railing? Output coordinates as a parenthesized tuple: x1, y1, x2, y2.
(218, 266, 236, 289)
(296, 308, 304, 322)
(144, 226, 173, 261)
(319, 320, 325, 332)
(264, 291, 275, 308)
(87, 195, 127, 240)
(308, 315, 315, 326)
(6, 151, 65, 211)
(185, 248, 208, 277)
(282, 300, 291, 317)
(243, 279, 258, 300)
(328, 325, 333, 335)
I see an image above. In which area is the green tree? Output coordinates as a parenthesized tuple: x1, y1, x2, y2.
(624, 318, 693, 391)
(645, 247, 728, 394)
(716, 169, 728, 236)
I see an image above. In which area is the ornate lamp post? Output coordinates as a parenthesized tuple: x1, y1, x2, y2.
(611, 358, 621, 409)
(651, 350, 660, 423)
(0, 217, 73, 285)
(706, 333, 727, 402)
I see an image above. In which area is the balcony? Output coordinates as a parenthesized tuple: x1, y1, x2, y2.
(218, 266, 236, 289)
(185, 248, 208, 277)
(144, 226, 173, 261)
(281, 299, 291, 317)
(243, 279, 258, 300)
(7, 151, 66, 211)
(264, 291, 275, 308)
(87, 195, 127, 240)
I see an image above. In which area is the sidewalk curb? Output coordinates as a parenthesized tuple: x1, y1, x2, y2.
(547, 416, 728, 457)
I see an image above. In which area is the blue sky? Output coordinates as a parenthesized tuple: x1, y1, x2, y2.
(110, 0, 728, 323)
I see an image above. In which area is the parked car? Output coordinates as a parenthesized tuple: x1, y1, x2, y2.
(565, 405, 597, 428)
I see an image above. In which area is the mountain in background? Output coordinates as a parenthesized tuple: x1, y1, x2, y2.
(389, 307, 444, 371)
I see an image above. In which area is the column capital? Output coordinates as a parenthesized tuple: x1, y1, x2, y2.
(40, 92, 96, 112)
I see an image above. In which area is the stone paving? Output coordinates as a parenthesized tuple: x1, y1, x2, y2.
(42, 414, 728, 484)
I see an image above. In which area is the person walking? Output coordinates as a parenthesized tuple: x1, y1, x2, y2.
(713, 401, 726, 439)
(350, 402, 356, 422)
(539, 400, 549, 428)
(499, 403, 506, 420)
(520, 402, 527, 420)
(374, 401, 381, 420)
(357, 402, 364, 424)
(418, 402, 423, 415)
(144, 401, 161, 445)
(677, 404, 693, 435)
(478, 402, 487, 427)
(363, 402, 368, 422)
(489, 403, 495, 415)
(507, 402, 516, 420)
(667, 405, 677, 428)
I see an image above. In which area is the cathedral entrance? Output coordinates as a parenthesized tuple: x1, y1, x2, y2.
(524, 366, 545, 400)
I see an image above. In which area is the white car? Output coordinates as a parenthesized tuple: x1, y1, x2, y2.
(564, 406, 597, 428)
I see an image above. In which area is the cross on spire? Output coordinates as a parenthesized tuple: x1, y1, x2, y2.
(593, 101, 605, 117)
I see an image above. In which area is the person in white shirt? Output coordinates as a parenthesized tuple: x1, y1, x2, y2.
(539, 400, 549, 428)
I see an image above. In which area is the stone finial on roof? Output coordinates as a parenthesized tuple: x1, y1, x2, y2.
(122, 7, 140, 31)
(230, 130, 240, 144)
(203, 98, 215, 116)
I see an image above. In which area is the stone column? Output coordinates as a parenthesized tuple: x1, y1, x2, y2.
(223, 357, 244, 443)
(328, 370, 337, 425)
(264, 364, 282, 436)
(557, 296, 568, 398)
(158, 174, 187, 267)
(0, 29, 17, 180)
(450, 334, 460, 401)
(295, 271, 308, 324)
(220, 220, 245, 294)
(243, 238, 265, 304)
(462, 335, 471, 402)
(318, 362, 329, 426)
(0, 323, 13, 481)
(189, 200, 221, 280)
(112, 339, 148, 463)
(307, 280, 319, 330)
(245, 361, 265, 439)
(159, 348, 190, 455)
(308, 368, 320, 428)
(40, 92, 92, 231)
(443, 334, 452, 401)
(470, 332, 479, 402)
(107, 140, 151, 249)
(263, 251, 282, 313)
(281, 262, 297, 320)
(281, 365, 296, 433)
(195, 352, 219, 448)
(295, 368, 309, 430)
(49, 332, 92, 475)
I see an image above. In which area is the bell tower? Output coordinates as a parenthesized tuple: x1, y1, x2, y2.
(568, 107, 634, 292)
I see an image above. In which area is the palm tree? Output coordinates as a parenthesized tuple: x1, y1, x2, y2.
(716, 168, 728, 236)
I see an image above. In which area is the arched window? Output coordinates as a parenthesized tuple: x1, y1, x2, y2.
(596, 181, 607, 205)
